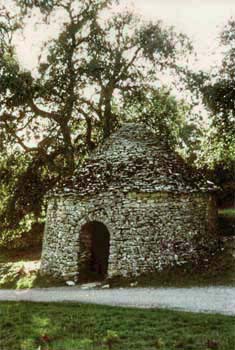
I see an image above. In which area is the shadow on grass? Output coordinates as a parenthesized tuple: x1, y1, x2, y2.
(0, 246, 41, 264)
(0, 260, 64, 290)
(218, 209, 235, 236)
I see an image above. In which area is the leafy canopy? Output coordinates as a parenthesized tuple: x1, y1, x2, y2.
(184, 19, 235, 172)
(0, 0, 191, 245)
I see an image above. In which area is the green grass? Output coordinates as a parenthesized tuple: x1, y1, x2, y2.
(218, 208, 235, 218)
(218, 207, 235, 237)
(0, 248, 64, 290)
(0, 262, 64, 289)
(0, 302, 234, 350)
(0, 247, 41, 264)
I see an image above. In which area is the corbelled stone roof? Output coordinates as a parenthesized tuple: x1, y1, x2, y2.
(58, 123, 217, 196)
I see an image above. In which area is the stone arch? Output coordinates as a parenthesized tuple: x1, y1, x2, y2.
(79, 220, 111, 279)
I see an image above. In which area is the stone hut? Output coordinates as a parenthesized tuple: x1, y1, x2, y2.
(41, 123, 218, 280)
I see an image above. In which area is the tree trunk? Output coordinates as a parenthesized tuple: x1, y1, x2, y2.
(103, 102, 112, 139)
(85, 117, 95, 150)
(102, 86, 114, 139)
(60, 123, 75, 175)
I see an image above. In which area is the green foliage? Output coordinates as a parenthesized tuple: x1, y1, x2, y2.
(138, 21, 192, 66)
(154, 337, 165, 349)
(76, 338, 93, 350)
(196, 127, 235, 171)
(218, 208, 235, 217)
(0, 0, 191, 244)
(103, 330, 120, 350)
(0, 150, 53, 247)
(184, 19, 235, 173)
(123, 87, 190, 148)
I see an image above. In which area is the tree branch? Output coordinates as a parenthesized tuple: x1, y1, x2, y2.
(115, 47, 142, 83)
(28, 99, 61, 122)
(2, 120, 37, 153)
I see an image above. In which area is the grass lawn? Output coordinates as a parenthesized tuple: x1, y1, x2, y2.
(0, 248, 64, 289)
(0, 302, 234, 350)
(218, 208, 235, 217)
(218, 207, 235, 238)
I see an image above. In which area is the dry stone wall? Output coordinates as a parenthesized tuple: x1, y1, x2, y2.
(41, 123, 219, 280)
(40, 190, 218, 279)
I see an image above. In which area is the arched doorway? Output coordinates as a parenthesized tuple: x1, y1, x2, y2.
(79, 221, 110, 279)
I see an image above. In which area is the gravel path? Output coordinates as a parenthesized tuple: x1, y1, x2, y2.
(0, 286, 234, 315)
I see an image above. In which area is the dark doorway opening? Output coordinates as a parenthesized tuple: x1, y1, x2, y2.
(80, 221, 110, 280)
